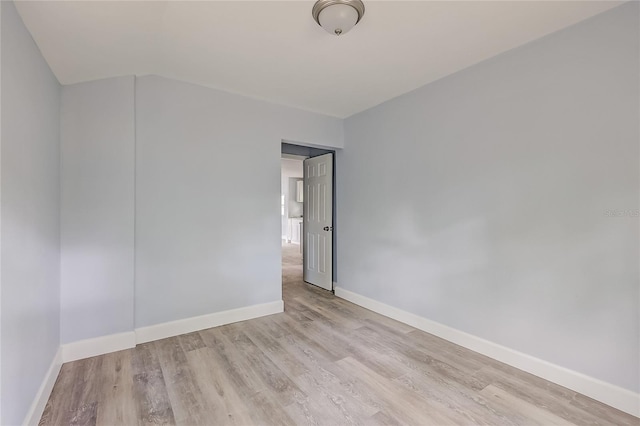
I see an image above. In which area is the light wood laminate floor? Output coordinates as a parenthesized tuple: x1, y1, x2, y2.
(40, 244, 638, 425)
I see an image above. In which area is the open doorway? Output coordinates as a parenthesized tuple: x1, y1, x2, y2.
(281, 142, 336, 300)
(281, 155, 305, 247)
(280, 154, 308, 305)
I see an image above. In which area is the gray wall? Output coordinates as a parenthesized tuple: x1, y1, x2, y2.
(338, 2, 639, 392)
(60, 77, 135, 343)
(135, 76, 343, 327)
(1, 1, 61, 424)
(57, 74, 342, 338)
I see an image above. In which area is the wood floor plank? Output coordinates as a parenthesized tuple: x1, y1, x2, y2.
(341, 326, 515, 424)
(294, 290, 415, 335)
(288, 364, 381, 425)
(473, 365, 613, 425)
(272, 317, 406, 420)
(95, 350, 140, 426)
(290, 315, 407, 380)
(479, 385, 575, 425)
(46, 356, 104, 426)
(40, 244, 639, 426)
(369, 410, 401, 425)
(177, 331, 206, 352)
(570, 393, 639, 426)
(251, 315, 292, 339)
(197, 326, 267, 399)
(281, 300, 317, 324)
(154, 337, 213, 425)
(352, 325, 492, 391)
(184, 347, 255, 425)
(271, 312, 347, 361)
(292, 295, 365, 330)
(245, 391, 297, 426)
(336, 356, 461, 425)
(247, 316, 380, 424)
(219, 322, 307, 407)
(74, 356, 105, 405)
(131, 342, 176, 425)
(345, 304, 416, 335)
(243, 319, 310, 378)
(347, 328, 524, 425)
(392, 372, 520, 426)
(69, 402, 98, 426)
(40, 362, 85, 426)
(384, 323, 490, 374)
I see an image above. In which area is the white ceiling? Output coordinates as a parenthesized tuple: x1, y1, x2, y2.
(15, 1, 622, 118)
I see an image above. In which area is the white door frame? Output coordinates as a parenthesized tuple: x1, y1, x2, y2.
(281, 143, 336, 292)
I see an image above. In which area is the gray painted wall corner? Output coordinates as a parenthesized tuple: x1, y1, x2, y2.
(1, 1, 61, 424)
(338, 2, 639, 392)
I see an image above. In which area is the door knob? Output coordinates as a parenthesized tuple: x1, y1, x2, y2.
(323, 226, 333, 231)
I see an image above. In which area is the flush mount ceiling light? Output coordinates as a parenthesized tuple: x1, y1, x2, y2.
(312, 0, 365, 36)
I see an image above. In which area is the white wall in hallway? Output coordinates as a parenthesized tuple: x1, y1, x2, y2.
(281, 158, 304, 239)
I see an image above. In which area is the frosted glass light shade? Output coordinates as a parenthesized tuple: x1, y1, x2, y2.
(318, 4, 359, 35)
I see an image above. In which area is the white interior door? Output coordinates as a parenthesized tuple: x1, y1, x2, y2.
(303, 153, 333, 291)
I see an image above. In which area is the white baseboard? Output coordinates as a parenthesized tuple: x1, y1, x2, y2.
(335, 286, 640, 418)
(61, 332, 136, 363)
(58, 300, 284, 363)
(135, 300, 284, 344)
(22, 348, 62, 426)
(24, 300, 284, 425)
